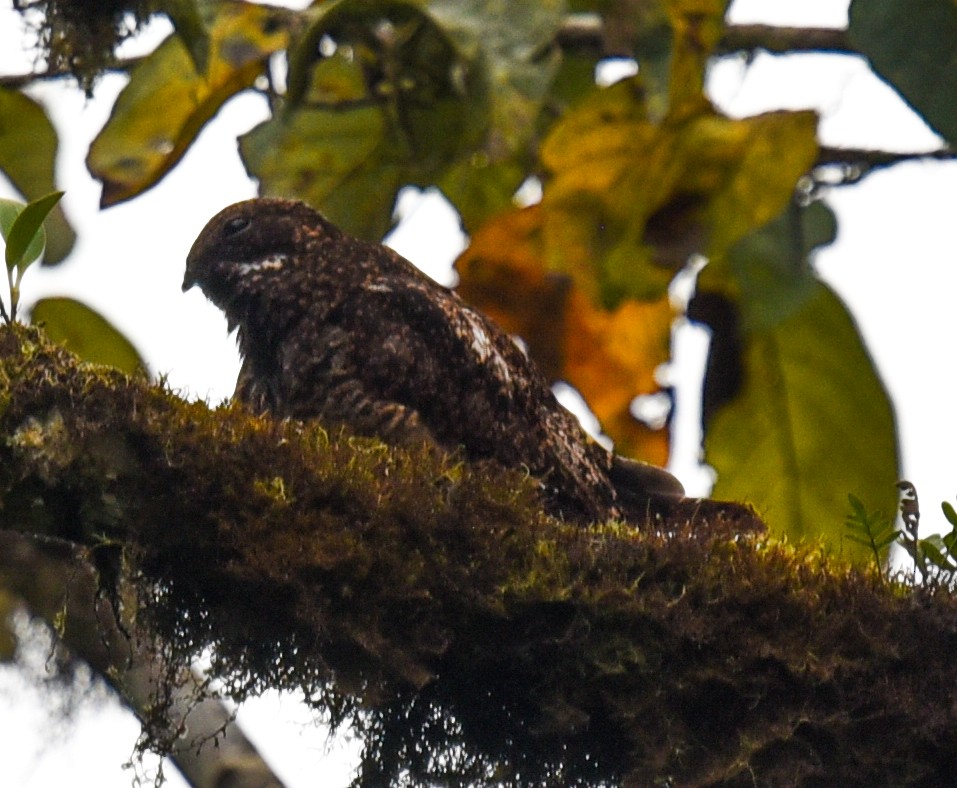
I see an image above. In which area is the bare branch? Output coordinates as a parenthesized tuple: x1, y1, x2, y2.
(555, 15, 854, 58)
(0, 531, 283, 788)
(716, 24, 854, 56)
(815, 145, 957, 185)
(0, 55, 145, 90)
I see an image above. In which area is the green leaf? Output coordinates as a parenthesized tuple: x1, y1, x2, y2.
(0, 200, 38, 267)
(4, 191, 64, 271)
(849, 0, 957, 146)
(705, 282, 899, 561)
(0, 88, 76, 263)
(846, 493, 866, 520)
(87, 2, 291, 207)
(918, 535, 956, 571)
(724, 201, 836, 333)
(30, 298, 147, 377)
(943, 500, 957, 528)
(241, 92, 403, 241)
(164, 0, 214, 74)
(250, 0, 487, 239)
(873, 530, 902, 551)
(247, 0, 563, 238)
(844, 493, 899, 556)
(428, 0, 563, 151)
(698, 201, 899, 561)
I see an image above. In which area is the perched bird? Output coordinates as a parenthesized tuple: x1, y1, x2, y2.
(183, 198, 683, 524)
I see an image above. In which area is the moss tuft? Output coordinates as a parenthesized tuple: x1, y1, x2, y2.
(15, 0, 159, 93)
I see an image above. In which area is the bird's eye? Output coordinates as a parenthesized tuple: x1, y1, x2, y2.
(223, 216, 251, 237)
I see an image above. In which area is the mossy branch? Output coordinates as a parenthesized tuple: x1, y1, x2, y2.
(3, 324, 957, 786)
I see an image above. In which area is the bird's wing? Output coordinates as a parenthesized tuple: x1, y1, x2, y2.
(303, 272, 622, 522)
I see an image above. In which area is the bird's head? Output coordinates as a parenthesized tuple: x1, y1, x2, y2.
(183, 198, 341, 325)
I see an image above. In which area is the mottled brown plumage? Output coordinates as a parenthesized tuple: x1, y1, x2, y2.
(184, 198, 683, 523)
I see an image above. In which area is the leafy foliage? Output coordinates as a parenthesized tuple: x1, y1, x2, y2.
(30, 297, 147, 376)
(895, 481, 957, 586)
(0, 88, 75, 263)
(0, 194, 146, 373)
(86, 1, 293, 206)
(243, 0, 564, 239)
(0, 191, 63, 321)
(850, 0, 957, 146)
(695, 203, 899, 561)
(844, 483, 957, 588)
(4, 0, 916, 554)
(844, 493, 899, 573)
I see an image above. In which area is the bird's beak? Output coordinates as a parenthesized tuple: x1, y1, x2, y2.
(182, 252, 201, 293)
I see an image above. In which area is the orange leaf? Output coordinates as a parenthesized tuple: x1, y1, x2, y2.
(456, 206, 675, 464)
(564, 291, 674, 462)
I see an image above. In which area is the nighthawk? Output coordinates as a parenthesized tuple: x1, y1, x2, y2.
(183, 198, 684, 524)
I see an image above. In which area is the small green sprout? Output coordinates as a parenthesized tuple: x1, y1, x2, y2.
(0, 191, 64, 323)
(850, 484, 957, 587)
(844, 493, 899, 578)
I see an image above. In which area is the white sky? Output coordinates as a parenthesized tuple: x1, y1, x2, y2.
(2, 0, 957, 785)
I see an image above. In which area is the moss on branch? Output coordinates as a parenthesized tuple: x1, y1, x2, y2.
(2, 324, 957, 786)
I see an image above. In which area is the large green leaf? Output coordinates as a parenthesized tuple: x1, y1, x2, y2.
(0, 88, 75, 264)
(849, 0, 957, 146)
(701, 208, 898, 561)
(244, 0, 564, 239)
(30, 297, 147, 377)
(427, 0, 563, 151)
(87, 1, 291, 207)
(241, 47, 410, 240)
(430, 0, 564, 228)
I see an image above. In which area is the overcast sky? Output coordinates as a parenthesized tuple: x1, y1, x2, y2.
(2, 0, 956, 785)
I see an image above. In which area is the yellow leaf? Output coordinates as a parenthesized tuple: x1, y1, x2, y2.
(706, 283, 899, 560)
(456, 206, 674, 464)
(540, 79, 818, 307)
(666, 0, 731, 113)
(87, 1, 291, 206)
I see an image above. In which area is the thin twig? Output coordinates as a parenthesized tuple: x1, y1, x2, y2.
(814, 145, 957, 185)
(0, 55, 145, 89)
(555, 17, 854, 58)
(716, 24, 854, 57)
(817, 146, 956, 168)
